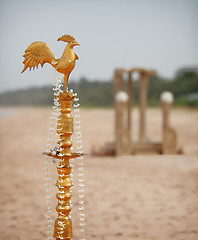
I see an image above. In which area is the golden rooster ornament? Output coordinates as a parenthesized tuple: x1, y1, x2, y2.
(22, 34, 80, 91)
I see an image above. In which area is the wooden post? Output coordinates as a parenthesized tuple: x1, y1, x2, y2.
(161, 92, 177, 154)
(115, 91, 130, 156)
(115, 70, 122, 155)
(114, 69, 123, 96)
(139, 72, 149, 143)
(127, 71, 133, 151)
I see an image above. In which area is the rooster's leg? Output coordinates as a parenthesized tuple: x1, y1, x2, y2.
(64, 74, 69, 92)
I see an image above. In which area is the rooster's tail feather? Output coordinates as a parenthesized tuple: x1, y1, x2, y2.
(21, 41, 55, 73)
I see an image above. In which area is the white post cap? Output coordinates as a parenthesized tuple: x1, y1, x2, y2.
(160, 91, 174, 104)
(115, 91, 129, 103)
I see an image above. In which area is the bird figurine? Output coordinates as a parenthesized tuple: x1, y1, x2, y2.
(21, 34, 80, 91)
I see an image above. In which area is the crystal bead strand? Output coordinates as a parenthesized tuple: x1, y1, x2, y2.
(68, 88, 74, 178)
(73, 93, 86, 240)
(52, 71, 63, 163)
(69, 89, 75, 221)
(44, 70, 63, 240)
(44, 153, 53, 240)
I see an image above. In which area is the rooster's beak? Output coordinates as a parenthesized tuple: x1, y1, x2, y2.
(74, 41, 80, 46)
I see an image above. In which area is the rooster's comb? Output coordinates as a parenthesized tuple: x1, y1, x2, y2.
(57, 34, 76, 43)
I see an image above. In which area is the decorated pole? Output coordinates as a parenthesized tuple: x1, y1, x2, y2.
(22, 34, 83, 240)
(50, 91, 82, 239)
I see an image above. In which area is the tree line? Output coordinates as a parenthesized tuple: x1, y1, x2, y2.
(0, 72, 198, 107)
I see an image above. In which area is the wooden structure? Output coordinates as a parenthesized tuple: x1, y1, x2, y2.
(114, 68, 177, 155)
(91, 67, 178, 156)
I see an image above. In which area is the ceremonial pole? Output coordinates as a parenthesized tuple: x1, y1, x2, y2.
(22, 34, 83, 240)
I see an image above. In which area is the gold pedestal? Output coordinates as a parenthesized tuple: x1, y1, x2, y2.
(45, 92, 82, 240)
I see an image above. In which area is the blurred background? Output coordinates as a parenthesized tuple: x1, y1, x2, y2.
(0, 1, 198, 240)
(0, 0, 198, 107)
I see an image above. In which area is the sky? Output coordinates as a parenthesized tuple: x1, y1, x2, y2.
(0, 0, 198, 92)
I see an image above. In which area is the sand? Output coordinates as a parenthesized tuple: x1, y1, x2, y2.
(0, 107, 198, 240)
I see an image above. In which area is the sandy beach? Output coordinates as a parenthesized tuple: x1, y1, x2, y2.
(0, 107, 198, 240)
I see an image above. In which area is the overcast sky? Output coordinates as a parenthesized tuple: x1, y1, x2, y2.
(0, 0, 198, 92)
